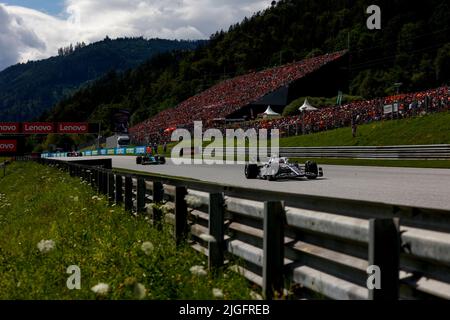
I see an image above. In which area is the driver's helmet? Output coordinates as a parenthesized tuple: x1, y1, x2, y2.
(279, 158, 285, 164)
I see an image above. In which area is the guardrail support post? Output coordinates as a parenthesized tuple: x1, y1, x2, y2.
(108, 173, 115, 204)
(368, 218, 400, 300)
(89, 170, 94, 188)
(263, 201, 285, 300)
(96, 169, 102, 193)
(137, 178, 146, 214)
(115, 175, 123, 204)
(98, 171, 103, 193)
(124, 176, 133, 212)
(102, 171, 108, 195)
(152, 182, 164, 228)
(209, 193, 225, 269)
(174, 186, 188, 245)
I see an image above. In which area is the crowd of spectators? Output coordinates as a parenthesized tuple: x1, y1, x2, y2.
(130, 50, 346, 143)
(129, 50, 449, 145)
(227, 86, 450, 137)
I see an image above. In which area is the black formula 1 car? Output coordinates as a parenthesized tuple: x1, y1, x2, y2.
(136, 154, 166, 165)
(245, 157, 323, 181)
(67, 151, 83, 157)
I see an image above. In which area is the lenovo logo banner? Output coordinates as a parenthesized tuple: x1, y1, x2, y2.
(0, 123, 20, 134)
(57, 122, 89, 134)
(23, 122, 54, 134)
(0, 140, 17, 153)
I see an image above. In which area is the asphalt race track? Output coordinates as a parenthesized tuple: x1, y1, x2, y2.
(57, 156, 450, 210)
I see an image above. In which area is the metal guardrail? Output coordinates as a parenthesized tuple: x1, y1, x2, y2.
(226, 145, 450, 160)
(37, 158, 450, 300)
(281, 145, 450, 160)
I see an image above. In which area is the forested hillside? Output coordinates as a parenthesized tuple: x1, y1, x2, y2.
(0, 37, 204, 121)
(45, 0, 450, 138)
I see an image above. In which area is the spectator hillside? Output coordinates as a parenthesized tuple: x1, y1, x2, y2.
(228, 86, 450, 137)
(130, 51, 346, 143)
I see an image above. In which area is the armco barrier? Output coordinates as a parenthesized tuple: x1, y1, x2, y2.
(41, 146, 147, 158)
(37, 158, 450, 300)
(226, 145, 450, 160)
(41, 144, 450, 160)
(280, 145, 450, 160)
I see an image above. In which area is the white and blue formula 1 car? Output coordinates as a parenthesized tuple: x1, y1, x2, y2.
(245, 157, 323, 181)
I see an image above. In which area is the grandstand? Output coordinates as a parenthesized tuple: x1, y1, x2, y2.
(130, 50, 348, 143)
(230, 86, 450, 137)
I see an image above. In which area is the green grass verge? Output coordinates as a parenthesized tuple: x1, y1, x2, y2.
(281, 112, 450, 147)
(290, 158, 450, 169)
(0, 161, 256, 300)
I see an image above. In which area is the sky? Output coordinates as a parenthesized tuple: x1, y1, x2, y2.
(0, 0, 269, 71)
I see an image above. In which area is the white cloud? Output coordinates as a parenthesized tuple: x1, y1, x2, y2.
(0, 0, 269, 71)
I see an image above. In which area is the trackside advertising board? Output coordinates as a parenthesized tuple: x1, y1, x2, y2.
(116, 148, 126, 155)
(135, 146, 146, 154)
(0, 123, 20, 134)
(23, 122, 54, 134)
(0, 122, 95, 134)
(0, 140, 17, 153)
(42, 146, 147, 158)
(57, 122, 89, 134)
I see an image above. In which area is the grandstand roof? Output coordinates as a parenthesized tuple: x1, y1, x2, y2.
(130, 50, 347, 140)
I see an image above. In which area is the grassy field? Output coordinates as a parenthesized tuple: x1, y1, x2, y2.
(281, 112, 450, 147)
(157, 112, 450, 150)
(0, 161, 255, 300)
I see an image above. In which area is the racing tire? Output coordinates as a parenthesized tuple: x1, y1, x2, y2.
(245, 164, 258, 179)
(136, 156, 142, 165)
(159, 156, 166, 165)
(305, 161, 319, 180)
(267, 175, 276, 181)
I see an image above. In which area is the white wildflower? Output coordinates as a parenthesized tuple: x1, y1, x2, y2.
(250, 291, 263, 300)
(91, 283, 110, 296)
(199, 233, 216, 243)
(212, 288, 224, 298)
(161, 203, 173, 214)
(185, 195, 202, 208)
(141, 241, 154, 255)
(134, 283, 147, 299)
(37, 240, 56, 253)
(190, 265, 207, 277)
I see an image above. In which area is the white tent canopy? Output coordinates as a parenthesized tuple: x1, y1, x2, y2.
(299, 98, 318, 112)
(263, 105, 280, 116)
